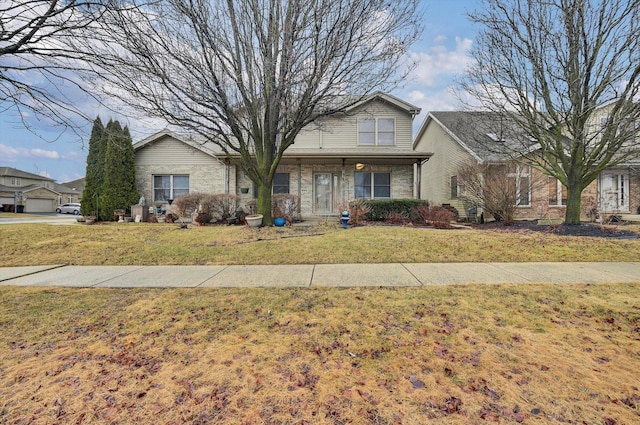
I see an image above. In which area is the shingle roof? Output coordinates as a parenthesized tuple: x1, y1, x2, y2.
(0, 166, 55, 181)
(427, 111, 537, 162)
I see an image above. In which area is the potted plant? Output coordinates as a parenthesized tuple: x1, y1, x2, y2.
(245, 214, 263, 227)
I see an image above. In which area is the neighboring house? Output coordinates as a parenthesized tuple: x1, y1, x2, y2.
(134, 92, 432, 218)
(58, 178, 86, 204)
(413, 111, 640, 221)
(0, 167, 60, 213)
(54, 179, 84, 204)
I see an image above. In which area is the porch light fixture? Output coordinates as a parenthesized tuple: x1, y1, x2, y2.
(355, 163, 366, 170)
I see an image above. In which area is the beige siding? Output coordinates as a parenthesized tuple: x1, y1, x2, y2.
(135, 136, 228, 205)
(415, 119, 475, 216)
(293, 100, 414, 150)
(135, 135, 217, 166)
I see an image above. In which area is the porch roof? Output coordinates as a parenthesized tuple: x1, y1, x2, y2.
(231, 148, 432, 165)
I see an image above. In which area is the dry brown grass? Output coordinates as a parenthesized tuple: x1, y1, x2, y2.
(1, 222, 639, 266)
(0, 284, 638, 424)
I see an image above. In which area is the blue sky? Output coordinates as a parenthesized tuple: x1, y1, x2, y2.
(0, 0, 478, 183)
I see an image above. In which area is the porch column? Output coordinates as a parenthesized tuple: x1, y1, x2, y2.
(415, 160, 422, 199)
(341, 158, 347, 202)
(224, 158, 230, 194)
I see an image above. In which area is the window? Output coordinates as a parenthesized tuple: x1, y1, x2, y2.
(450, 176, 459, 199)
(548, 177, 567, 206)
(273, 173, 290, 194)
(10, 177, 21, 186)
(153, 175, 189, 202)
(358, 118, 395, 146)
(507, 165, 530, 207)
(355, 172, 391, 199)
(67, 195, 74, 203)
(43, 182, 51, 189)
(252, 172, 290, 198)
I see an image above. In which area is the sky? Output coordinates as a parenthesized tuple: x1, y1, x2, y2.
(0, 0, 478, 183)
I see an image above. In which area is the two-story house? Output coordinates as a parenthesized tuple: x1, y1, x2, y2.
(413, 111, 640, 222)
(0, 167, 60, 212)
(134, 92, 432, 218)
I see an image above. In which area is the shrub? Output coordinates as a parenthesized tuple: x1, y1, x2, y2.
(426, 205, 456, 229)
(173, 193, 236, 224)
(210, 194, 241, 221)
(173, 193, 205, 218)
(348, 199, 371, 226)
(272, 194, 299, 224)
(364, 199, 429, 221)
(386, 211, 410, 225)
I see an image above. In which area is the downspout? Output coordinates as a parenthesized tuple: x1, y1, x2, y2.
(297, 159, 302, 216)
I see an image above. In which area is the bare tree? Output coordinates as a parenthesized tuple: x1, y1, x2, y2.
(76, 0, 422, 224)
(457, 160, 546, 225)
(0, 1, 135, 137)
(460, 0, 640, 224)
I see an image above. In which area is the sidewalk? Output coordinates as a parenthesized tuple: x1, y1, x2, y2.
(1, 262, 639, 288)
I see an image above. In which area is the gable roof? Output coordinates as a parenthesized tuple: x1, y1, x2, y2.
(0, 166, 55, 181)
(60, 177, 85, 193)
(344, 91, 421, 117)
(133, 130, 223, 157)
(414, 111, 538, 162)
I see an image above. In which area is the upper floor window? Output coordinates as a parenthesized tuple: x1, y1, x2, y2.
(355, 172, 391, 199)
(43, 182, 51, 189)
(153, 175, 189, 202)
(11, 177, 21, 186)
(358, 118, 395, 146)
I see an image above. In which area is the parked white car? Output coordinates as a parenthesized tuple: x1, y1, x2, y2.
(56, 203, 81, 214)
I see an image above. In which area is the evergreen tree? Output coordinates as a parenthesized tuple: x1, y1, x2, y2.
(100, 120, 140, 220)
(80, 117, 106, 217)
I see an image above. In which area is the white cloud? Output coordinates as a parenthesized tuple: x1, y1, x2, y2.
(408, 37, 473, 88)
(0, 143, 60, 160)
(31, 148, 60, 159)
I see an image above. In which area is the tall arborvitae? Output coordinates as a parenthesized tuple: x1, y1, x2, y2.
(100, 120, 140, 220)
(80, 117, 106, 217)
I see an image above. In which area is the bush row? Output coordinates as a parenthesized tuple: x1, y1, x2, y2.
(360, 199, 429, 221)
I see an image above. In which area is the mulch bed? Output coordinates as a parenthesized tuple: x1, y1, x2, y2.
(473, 220, 639, 239)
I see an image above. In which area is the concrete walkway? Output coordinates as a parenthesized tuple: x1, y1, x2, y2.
(1, 262, 639, 288)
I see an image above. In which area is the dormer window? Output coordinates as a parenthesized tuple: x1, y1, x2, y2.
(358, 118, 395, 146)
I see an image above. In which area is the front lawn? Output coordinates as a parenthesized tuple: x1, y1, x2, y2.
(1, 222, 639, 266)
(1, 284, 638, 424)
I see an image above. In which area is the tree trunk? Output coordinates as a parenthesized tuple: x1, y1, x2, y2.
(256, 182, 273, 226)
(564, 184, 583, 225)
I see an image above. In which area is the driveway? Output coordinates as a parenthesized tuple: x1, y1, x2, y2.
(0, 212, 78, 225)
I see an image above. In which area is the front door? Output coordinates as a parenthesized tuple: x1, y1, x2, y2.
(314, 173, 335, 214)
(600, 171, 628, 212)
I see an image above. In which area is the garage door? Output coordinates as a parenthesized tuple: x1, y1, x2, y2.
(0, 197, 14, 206)
(26, 199, 55, 213)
